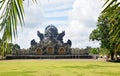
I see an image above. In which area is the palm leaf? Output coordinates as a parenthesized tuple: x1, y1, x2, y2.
(0, 0, 24, 56)
(102, 0, 120, 52)
(0, 0, 38, 56)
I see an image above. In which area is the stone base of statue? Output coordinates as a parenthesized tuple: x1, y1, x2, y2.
(6, 55, 93, 59)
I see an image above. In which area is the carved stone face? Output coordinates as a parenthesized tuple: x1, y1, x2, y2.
(45, 25, 58, 39)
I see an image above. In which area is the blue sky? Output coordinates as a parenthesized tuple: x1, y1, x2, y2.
(1, 0, 104, 49)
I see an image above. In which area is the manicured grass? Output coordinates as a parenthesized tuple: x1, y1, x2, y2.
(0, 59, 120, 76)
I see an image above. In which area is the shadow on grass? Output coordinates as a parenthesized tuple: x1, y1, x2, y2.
(63, 64, 118, 69)
(95, 71, 120, 76)
(107, 60, 120, 63)
(0, 71, 36, 76)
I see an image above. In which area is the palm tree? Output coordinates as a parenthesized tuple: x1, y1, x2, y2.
(0, 0, 24, 41)
(0, 0, 24, 56)
(0, 0, 36, 56)
(0, 39, 1, 53)
(102, 0, 120, 56)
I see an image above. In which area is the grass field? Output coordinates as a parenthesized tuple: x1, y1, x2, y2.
(0, 59, 120, 76)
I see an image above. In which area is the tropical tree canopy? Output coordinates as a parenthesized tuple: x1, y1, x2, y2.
(90, 0, 120, 60)
(102, 0, 120, 51)
(89, 48, 99, 55)
(89, 14, 116, 60)
(0, 38, 20, 56)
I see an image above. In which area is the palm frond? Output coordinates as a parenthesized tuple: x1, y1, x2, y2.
(102, 0, 120, 51)
(0, 0, 24, 56)
(0, 0, 24, 42)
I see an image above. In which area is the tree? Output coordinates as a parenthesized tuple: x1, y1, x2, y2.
(0, 0, 36, 56)
(0, 0, 24, 56)
(102, 0, 120, 60)
(0, 39, 2, 55)
(0, 38, 21, 56)
(102, 0, 120, 54)
(0, 0, 24, 41)
(99, 48, 109, 56)
(89, 29, 100, 41)
(89, 48, 99, 55)
(12, 44, 20, 51)
(90, 14, 119, 60)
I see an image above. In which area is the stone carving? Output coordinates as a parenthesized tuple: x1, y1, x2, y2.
(29, 25, 72, 55)
(45, 25, 58, 40)
(67, 39, 72, 47)
(37, 31, 44, 41)
(57, 31, 65, 43)
(31, 39, 37, 46)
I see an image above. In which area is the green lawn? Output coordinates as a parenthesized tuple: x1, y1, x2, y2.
(0, 59, 120, 76)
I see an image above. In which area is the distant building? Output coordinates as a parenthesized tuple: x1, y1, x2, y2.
(71, 47, 91, 55)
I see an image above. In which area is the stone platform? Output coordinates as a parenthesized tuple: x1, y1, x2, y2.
(6, 55, 94, 59)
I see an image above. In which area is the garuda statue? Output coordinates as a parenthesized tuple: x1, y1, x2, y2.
(30, 24, 72, 55)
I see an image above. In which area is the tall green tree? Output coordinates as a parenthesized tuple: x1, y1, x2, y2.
(90, 0, 120, 60)
(0, 39, 2, 55)
(102, 0, 120, 53)
(90, 14, 119, 60)
(89, 48, 99, 55)
(0, 38, 20, 56)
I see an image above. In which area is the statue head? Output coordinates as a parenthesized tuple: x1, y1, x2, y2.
(45, 25, 58, 39)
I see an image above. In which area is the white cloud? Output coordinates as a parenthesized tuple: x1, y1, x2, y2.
(40, 0, 74, 6)
(23, 1, 45, 28)
(63, 0, 103, 48)
(45, 10, 71, 18)
(42, 21, 69, 26)
(41, 0, 73, 26)
(13, 25, 46, 48)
